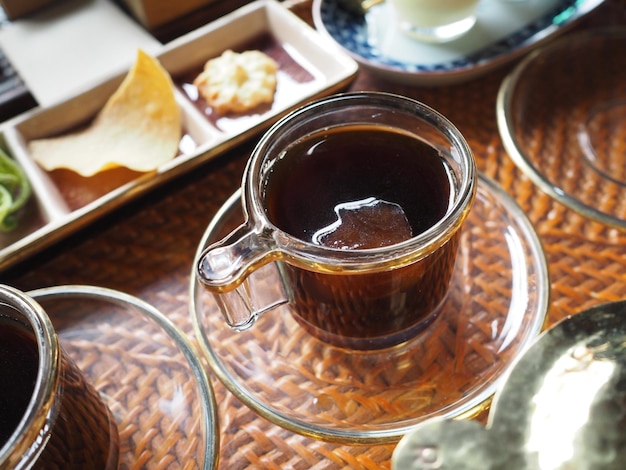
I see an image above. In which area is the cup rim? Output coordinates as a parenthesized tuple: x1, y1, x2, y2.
(243, 91, 476, 269)
(0, 284, 60, 470)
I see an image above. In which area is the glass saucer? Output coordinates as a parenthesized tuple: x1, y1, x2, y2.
(497, 28, 626, 229)
(28, 285, 219, 469)
(190, 174, 549, 444)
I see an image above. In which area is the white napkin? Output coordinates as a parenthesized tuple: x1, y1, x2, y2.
(0, 0, 162, 107)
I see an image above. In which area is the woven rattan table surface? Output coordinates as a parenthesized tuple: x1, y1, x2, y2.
(4, 1, 626, 468)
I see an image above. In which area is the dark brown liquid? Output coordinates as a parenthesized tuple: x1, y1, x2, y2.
(264, 126, 458, 349)
(265, 125, 451, 245)
(0, 314, 118, 469)
(0, 317, 39, 446)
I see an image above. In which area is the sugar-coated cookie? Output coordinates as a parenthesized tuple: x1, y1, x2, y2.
(194, 50, 278, 114)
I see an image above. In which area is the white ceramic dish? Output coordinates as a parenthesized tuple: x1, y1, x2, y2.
(0, 0, 358, 271)
(312, 0, 604, 85)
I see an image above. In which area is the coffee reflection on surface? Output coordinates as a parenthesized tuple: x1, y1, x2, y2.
(265, 125, 457, 348)
(312, 197, 414, 249)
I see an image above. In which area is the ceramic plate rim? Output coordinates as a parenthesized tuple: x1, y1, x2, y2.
(312, 0, 605, 85)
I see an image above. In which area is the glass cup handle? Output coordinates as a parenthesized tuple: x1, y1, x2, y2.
(197, 224, 287, 330)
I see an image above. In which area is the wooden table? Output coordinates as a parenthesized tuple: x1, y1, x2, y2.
(3, 0, 626, 468)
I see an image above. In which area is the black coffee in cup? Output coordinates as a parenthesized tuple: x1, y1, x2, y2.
(0, 316, 38, 446)
(198, 92, 475, 351)
(0, 305, 119, 469)
(264, 125, 458, 348)
(265, 125, 452, 245)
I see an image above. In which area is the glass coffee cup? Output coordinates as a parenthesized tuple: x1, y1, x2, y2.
(197, 92, 476, 350)
(0, 284, 119, 469)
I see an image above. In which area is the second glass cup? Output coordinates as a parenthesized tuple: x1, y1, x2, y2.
(197, 92, 476, 350)
(0, 284, 119, 469)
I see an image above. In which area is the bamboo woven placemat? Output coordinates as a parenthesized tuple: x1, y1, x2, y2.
(5, 0, 626, 468)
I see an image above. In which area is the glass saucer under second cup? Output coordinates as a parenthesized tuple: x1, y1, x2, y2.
(190, 174, 549, 444)
(29, 285, 219, 469)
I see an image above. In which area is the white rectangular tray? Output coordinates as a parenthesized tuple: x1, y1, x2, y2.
(0, 0, 358, 271)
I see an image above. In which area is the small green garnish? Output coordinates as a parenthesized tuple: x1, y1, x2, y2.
(0, 148, 31, 231)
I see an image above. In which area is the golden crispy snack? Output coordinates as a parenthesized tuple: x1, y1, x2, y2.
(30, 49, 181, 177)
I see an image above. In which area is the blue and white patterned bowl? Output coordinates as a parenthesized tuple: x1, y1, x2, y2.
(312, 0, 605, 85)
